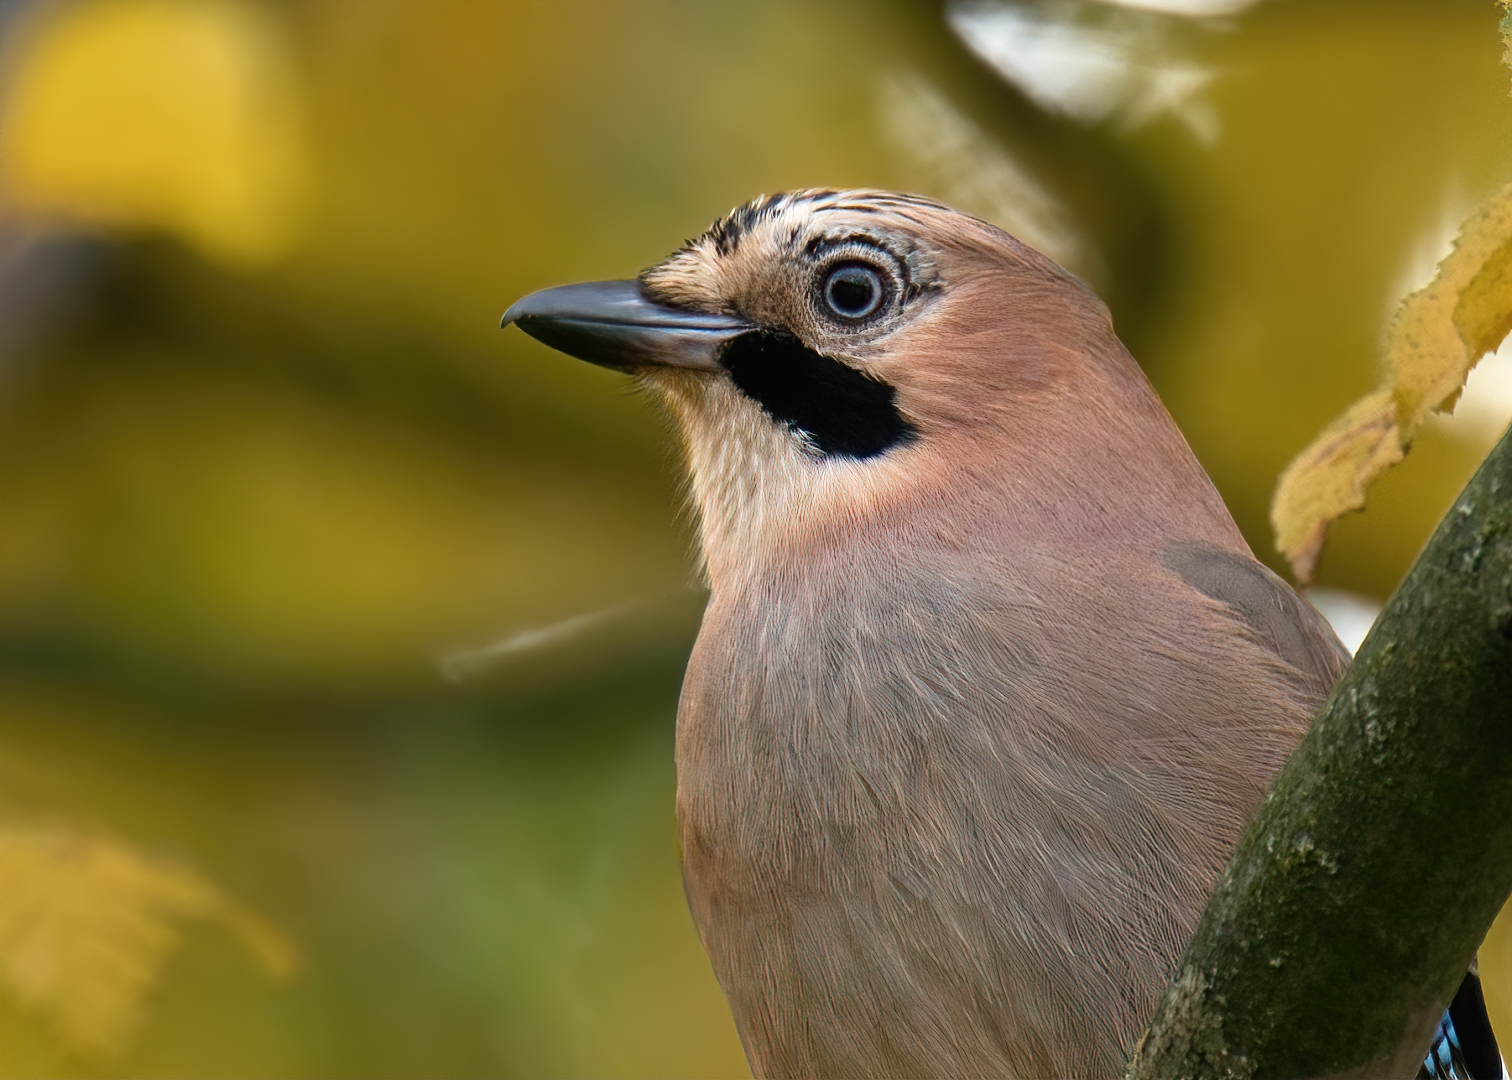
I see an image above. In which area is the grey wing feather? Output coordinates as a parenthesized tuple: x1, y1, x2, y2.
(1161, 540, 1351, 700)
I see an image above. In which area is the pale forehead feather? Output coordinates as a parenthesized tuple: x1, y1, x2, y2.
(641, 190, 954, 308)
(703, 189, 954, 254)
(641, 188, 1057, 311)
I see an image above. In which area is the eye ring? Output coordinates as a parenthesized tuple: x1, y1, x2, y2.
(821, 261, 887, 322)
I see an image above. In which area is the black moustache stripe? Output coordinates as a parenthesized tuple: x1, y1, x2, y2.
(719, 330, 916, 460)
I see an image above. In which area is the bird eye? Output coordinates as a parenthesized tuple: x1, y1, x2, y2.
(822, 263, 885, 321)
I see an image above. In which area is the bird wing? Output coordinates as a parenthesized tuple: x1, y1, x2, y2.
(1162, 542, 1504, 1079)
(1421, 969, 1506, 1079)
(1160, 539, 1350, 703)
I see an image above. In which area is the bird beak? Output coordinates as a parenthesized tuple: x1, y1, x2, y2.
(500, 280, 751, 373)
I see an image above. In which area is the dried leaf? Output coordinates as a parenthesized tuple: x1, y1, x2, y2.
(1455, 229, 1512, 359)
(1392, 185, 1512, 430)
(1272, 184, 1512, 583)
(1271, 391, 1402, 585)
(1502, 2, 1512, 73)
(0, 825, 299, 1058)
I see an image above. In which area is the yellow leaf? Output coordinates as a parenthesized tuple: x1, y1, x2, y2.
(1455, 230, 1512, 358)
(1503, 2, 1512, 74)
(1272, 184, 1512, 583)
(1271, 391, 1403, 586)
(0, 0, 310, 269)
(0, 825, 299, 1058)
(1391, 185, 1512, 429)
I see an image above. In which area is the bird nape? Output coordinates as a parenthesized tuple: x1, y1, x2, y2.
(502, 189, 1502, 1079)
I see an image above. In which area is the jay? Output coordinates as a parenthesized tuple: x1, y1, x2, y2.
(502, 190, 1500, 1079)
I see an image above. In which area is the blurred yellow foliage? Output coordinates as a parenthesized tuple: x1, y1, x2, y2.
(0, 0, 309, 268)
(1480, 903, 1512, 1064)
(1272, 182, 1512, 583)
(0, 824, 298, 1058)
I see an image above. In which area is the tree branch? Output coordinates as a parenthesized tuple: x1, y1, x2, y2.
(1127, 424, 1512, 1079)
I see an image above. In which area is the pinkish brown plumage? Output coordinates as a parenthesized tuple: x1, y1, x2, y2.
(503, 190, 1348, 1078)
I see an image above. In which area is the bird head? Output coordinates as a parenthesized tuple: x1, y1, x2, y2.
(503, 189, 1196, 587)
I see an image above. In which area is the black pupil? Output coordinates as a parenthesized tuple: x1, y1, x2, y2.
(825, 265, 881, 318)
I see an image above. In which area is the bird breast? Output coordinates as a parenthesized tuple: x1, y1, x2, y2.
(672, 531, 1305, 1078)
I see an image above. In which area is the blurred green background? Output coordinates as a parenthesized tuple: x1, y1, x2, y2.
(0, 0, 1509, 1075)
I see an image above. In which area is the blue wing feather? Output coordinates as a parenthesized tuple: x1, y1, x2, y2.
(1420, 971, 1503, 1080)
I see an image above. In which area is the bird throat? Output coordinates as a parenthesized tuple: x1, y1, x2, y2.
(718, 330, 916, 459)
